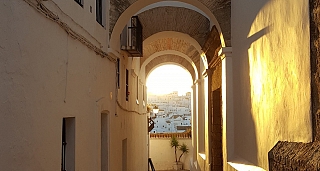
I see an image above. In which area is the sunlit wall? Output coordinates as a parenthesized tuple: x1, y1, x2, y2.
(231, 0, 312, 170)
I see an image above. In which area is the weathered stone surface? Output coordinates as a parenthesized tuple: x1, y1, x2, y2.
(269, 141, 320, 170)
(210, 65, 222, 170)
(211, 63, 222, 93)
(202, 26, 222, 65)
(143, 38, 198, 58)
(310, 0, 320, 141)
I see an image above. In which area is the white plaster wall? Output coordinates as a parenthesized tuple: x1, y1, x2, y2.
(150, 138, 192, 170)
(0, 0, 148, 171)
(51, 0, 109, 52)
(231, 0, 312, 170)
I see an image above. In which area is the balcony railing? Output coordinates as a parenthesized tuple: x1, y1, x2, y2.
(148, 158, 156, 171)
(121, 16, 143, 57)
(150, 131, 192, 138)
(148, 118, 155, 132)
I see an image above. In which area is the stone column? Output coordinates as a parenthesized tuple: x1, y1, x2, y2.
(219, 47, 234, 165)
(191, 82, 198, 169)
(204, 68, 213, 171)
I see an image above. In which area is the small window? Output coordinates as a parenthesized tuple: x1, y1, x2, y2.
(96, 0, 103, 26)
(136, 76, 139, 100)
(101, 112, 109, 171)
(126, 69, 129, 101)
(143, 86, 145, 101)
(116, 59, 120, 89)
(74, 0, 83, 7)
(61, 117, 75, 171)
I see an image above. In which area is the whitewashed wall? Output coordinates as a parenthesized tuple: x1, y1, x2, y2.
(228, 0, 312, 170)
(0, 0, 148, 171)
(150, 138, 192, 170)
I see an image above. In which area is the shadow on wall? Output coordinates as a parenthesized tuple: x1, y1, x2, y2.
(232, 0, 271, 167)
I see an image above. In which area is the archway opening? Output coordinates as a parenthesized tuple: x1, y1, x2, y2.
(146, 64, 192, 96)
(147, 64, 193, 170)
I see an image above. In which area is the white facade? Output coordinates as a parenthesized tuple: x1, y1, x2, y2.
(0, 0, 148, 171)
(0, 0, 314, 171)
(149, 92, 192, 133)
(150, 138, 192, 170)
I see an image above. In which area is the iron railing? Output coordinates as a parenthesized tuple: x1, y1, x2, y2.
(61, 119, 67, 171)
(148, 117, 155, 132)
(150, 131, 192, 138)
(96, 0, 102, 25)
(148, 158, 156, 171)
(121, 16, 143, 57)
(74, 0, 83, 7)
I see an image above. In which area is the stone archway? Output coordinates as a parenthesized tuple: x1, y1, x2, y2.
(145, 55, 196, 81)
(109, 0, 231, 50)
(111, 1, 230, 170)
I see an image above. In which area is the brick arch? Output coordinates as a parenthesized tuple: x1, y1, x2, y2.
(144, 31, 202, 52)
(143, 37, 201, 73)
(140, 50, 199, 81)
(145, 55, 196, 82)
(109, 0, 231, 50)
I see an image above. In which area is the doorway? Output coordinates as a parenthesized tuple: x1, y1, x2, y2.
(211, 88, 223, 171)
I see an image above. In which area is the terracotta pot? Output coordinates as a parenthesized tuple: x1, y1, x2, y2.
(173, 162, 183, 170)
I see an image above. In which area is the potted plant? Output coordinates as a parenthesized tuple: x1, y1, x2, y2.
(170, 136, 189, 170)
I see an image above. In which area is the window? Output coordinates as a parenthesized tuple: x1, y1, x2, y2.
(61, 117, 75, 171)
(126, 69, 129, 101)
(122, 139, 127, 171)
(142, 85, 145, 106)
(116, 59, 120, 89)
(96, 0, 103, 26)
(74, 0, 83, 7)
(101, 112, 109, 171)
(136, 76, 139, 101)
(120, 16, 143, 57)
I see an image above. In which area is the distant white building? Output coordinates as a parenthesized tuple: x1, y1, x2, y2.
(148, 91, 191, 133)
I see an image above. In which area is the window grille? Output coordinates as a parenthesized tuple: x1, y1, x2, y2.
(61, 119, 66, 171)
(126, 69, 129, 101)
(136, 76, 139, 100)
(117, 59, 120, 89)
(96, 0, 102, 25)
(120, 16, 143, 57)
(74, 0, 83, 7)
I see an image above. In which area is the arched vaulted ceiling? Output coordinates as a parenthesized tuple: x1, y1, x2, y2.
(109, 0, 231, 46)
(110, 0, 229, 82)
(137, 7, 210, 47)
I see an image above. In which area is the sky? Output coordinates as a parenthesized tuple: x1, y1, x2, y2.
(146, 65, 193, 96)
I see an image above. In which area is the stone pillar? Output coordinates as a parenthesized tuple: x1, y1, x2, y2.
(197, 78, 205, 154)
(204, 68, 213, 171)
(310, 0, 320, 141)
(191, 82, 198, 169)
(219, 47, 234, 167)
